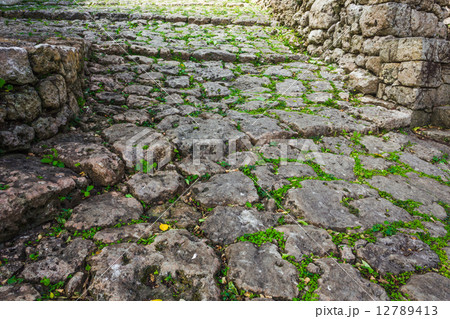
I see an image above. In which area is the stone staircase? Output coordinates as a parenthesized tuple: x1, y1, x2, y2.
(0, 0, 449, 301)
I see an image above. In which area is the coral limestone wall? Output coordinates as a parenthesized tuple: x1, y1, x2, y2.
(255, 0, 450, 126)
(0, 38, 86, 151)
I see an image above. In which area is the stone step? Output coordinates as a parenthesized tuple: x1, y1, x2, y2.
(0, 9, 271, 26)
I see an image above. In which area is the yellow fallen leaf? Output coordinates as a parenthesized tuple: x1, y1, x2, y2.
(159, 224, 169, 231)
(151, 299, 163, 301)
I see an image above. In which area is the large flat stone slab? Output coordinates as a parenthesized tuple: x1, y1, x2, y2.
(103, 123, 174, 171)
(66, 192, 143, 230)
(88, 230, 221, 300)
(192, 171, 258, 208)
(0, 154, 80, 242)
(225, 242, 299, 300)
(356, 234, 440, 275)
(202, 206, 278, 245)
(32, 132, 124, 186)
(313, 258, 389, 301)
(284, 180, 378, 231)
(275, 225, 337, 260)
(399, 273, 450, 301)
(126, 171, 185, 205)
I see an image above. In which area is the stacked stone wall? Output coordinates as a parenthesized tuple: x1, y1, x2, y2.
(0, 37, 86, 151)
(254, 0, 450, 127)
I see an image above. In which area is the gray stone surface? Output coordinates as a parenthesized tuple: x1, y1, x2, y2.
(356, 234, 440, 275)
(22, 238, 95, 283)
(284, 180, 378, 231)
(192, 171, 259, 207)
(275, 225, 337, 260)
(226, 242, 299, 300)
(202, 206, 278, 245)
(1, 0, 450, 301)
(0, 154, 80, 242)
(103, 123, 174, 170)
(89, 230, 221, 300)
(66, 192, 143, 230)
(314, 258, 389, 301)
(0, 284, 40, 301)
(399, 273, 450, 301)
(32, 132, 124, 186)
(126, 171, 185, 205)
(147, 202, 202, 230)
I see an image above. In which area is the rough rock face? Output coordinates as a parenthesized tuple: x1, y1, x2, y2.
(126, 171, 185, 205)
(88, 230, 221, 300)
(66, 192, 143, 231)
(0, 154, 81, 242)
(192, 172, 259, 207)
(21, 238, 95, 283)
(0, 284, 40, 301)
(0, 38, 85, 151)
(32, 132, 125, 186)
(202, 206, 278, 245)
(356, 234, 440, 275)
(1, 0, 450, 302)
(147, 201, 202, 230)
(102, 123, 174, 171)
(226, 242, 299, 300)
(0, 47, 36, 84)
(283, 180, 412, 231)
(275, 225, 337, 260)
(313, 258, 389, 301)
(399, 273, 450, 301)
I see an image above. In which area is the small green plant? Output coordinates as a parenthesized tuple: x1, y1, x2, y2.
(0, 184, 10, 190)
(135, 159, 157, 173)
(82, 185, 94, 197)
(29, 253, 40, 261)
(185, 175, 198, 185)
(40, 148, 65, 168)
(350, 131, 362, 145)
(0, 78, 13, 91)
(7, 276, 23, 285)
(432, 153, 448, 164)
(40, 277, 51, 287)
(237, 228, 286, 250)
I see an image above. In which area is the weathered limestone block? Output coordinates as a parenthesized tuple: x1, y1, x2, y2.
(363, 36, 390, 56)
(36, 74, 68, 110)
(0, 47, 36, 85)
(348, 69, 379, 94)
(308, 29, 326, 44)
(2, 86, 42, 122)
(360, 3, 412, 37)
(431, 106, 450, 127)
(309, 0, 343, 30)
(397, 61, 442, 87)
(29, 44, 64, 75)
(0, 0, 22, 5)
(435, 84, 450, 106)
(380, 63, 400, 85)
(382, 85, 436, 110)
(380, 38, 450, 63)
(366, 56, 382, 75)
(411, 9, 438, 37)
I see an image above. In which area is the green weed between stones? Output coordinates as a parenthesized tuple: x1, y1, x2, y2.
(38, 277, 65, 300)
(283, 254, 320, 301)
(236, 228, 286, 250)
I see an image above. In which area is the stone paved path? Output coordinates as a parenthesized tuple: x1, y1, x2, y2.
(0, 0, 449, 301)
